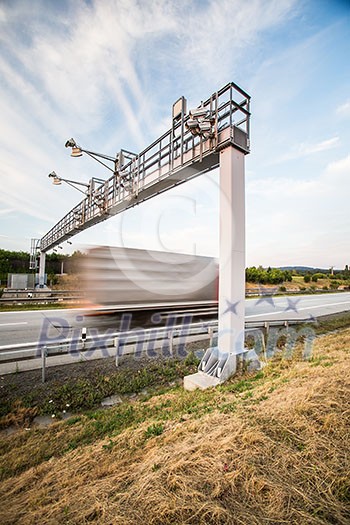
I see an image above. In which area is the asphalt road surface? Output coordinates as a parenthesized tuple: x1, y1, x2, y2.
(0, 292, 349, 348)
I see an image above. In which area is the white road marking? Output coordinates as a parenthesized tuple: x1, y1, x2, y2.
(246, 300, 349, 318)
(0, 322, 28, 327)
(246, 311, 285, 318)
(298, 302, 350, 310)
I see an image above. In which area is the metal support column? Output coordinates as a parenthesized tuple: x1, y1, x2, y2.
(38, 251, 46, 288)
(217, 146, 246, 371)
(184, 145, 246, 390)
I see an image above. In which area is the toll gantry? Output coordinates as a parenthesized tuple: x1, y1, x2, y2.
(33, 81, 251, 387)
(39, 82, 250, 252)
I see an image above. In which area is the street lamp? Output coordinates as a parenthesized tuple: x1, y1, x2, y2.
(65, 138, 135, 173)
(64, 137, 120, 174)
(48, 171, 106, 209)
(64, 138, 137, 190)
(48, 171, 93, 195)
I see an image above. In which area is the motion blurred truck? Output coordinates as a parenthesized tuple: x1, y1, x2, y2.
(81, 245, 218, 307)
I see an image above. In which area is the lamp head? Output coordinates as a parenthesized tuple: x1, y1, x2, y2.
(48, 171, 62, 185)
(65, 138, 83, 157)
(70, 146, 83, 157)
(65, 138, 77, 148)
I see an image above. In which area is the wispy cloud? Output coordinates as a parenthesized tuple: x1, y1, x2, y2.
(325, 153, 350, 176)
(0, 0, 348, 270)
(175, 0, 299, 86)
(0, 207, 15, 217)
(336, 100, 350, 118)
(0, 0, 298, 231)
(294, 136, 340, 156)
(246, 152, 350, 267)
(271, 136, 340, 164)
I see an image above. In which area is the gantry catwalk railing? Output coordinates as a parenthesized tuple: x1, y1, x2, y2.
(40, 82, 250, 252)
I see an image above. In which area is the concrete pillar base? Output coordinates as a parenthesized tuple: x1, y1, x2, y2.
(183, 371, 221, 391)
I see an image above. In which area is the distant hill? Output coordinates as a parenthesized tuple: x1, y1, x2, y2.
(278, 266, 329, 273)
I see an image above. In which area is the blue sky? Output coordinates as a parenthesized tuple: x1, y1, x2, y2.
(0, 0, 349, 268)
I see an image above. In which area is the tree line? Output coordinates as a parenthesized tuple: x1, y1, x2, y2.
(1, 249, 348, 286)
(245, 266, 292, 285)
(0, 249, 84, 283)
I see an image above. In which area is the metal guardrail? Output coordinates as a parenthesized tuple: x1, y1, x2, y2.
(0, 296, 83, 303)
(0, 318, 316, 381)
(0, 289, 84, 303)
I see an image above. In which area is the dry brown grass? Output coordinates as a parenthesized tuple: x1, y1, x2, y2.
(51, 274, 81, 290)
(0, 402, 37, 431)
(0, 330, 349, 524)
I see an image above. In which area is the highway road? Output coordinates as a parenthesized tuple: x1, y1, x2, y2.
(0, 292, 349, 348)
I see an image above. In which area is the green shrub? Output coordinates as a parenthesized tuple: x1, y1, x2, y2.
(313, 273, 326, 279)
(48, 273, 59, 286)
(246, 266, 292, 284)
(304, 275, 311, 283)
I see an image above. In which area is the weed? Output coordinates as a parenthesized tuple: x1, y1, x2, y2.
(219, 402, 237, 413)
(102, 439, 116, 451)
(65, 416, 82, 426)
(184, 351, 200, 367)
(310, 355, 335, 367)
(242, 391, 253, 400)
(0, 358, 199, 420)
(222, 378, 254, 393)
(144, 423, 164, 438)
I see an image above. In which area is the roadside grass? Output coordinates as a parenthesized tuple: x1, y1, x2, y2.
(1, 313, 349, 424)
(0, 354, 200, 422)
(292, 275, 350, 291)
(0, 302, 82, 312)
(311, 311, 350, 335)
(0, 327, 349, 523)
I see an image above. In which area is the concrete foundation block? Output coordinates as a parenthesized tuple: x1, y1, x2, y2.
(183, 371, 221, 391)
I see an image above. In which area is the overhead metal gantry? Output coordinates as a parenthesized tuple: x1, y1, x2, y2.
(35, 81, 251, 386)
(39, 82, 250, 252)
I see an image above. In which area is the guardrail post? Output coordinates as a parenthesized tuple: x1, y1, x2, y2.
(81, 327, 87, 349)
(114, 337, 119, 367)
(264, 321, 269, 349)
(168, 331, 174, 356)
(208, 326, 214, 348)
(41, 345, 47, 383)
